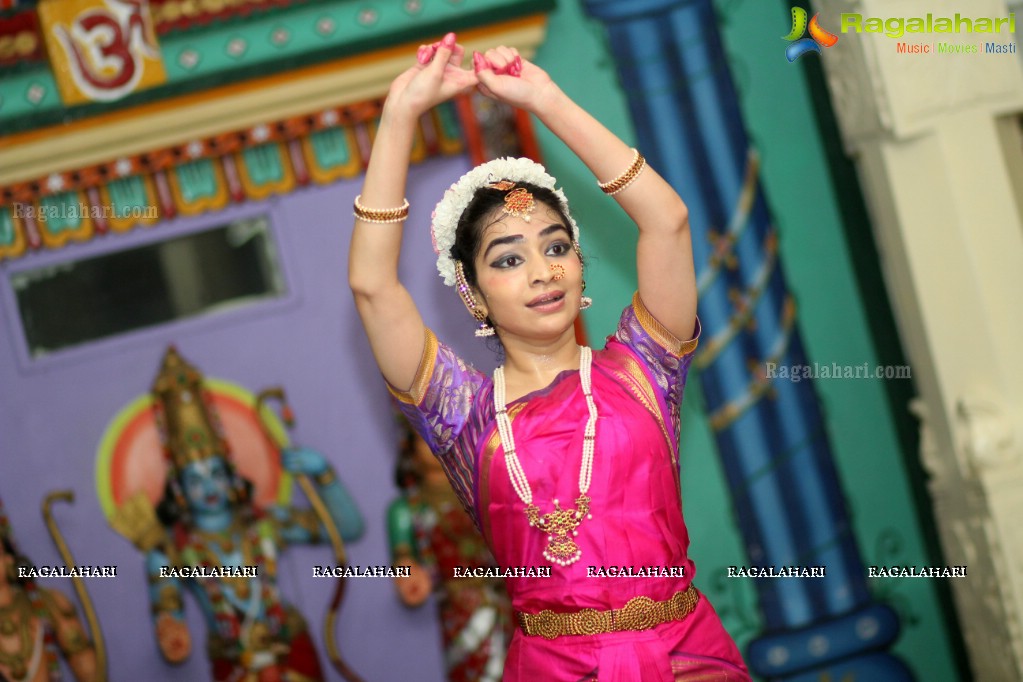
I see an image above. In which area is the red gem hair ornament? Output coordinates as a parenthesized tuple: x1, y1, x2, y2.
(500, 187, 535, 222)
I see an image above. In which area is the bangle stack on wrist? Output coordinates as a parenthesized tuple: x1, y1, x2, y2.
(353, 195, 410, 223)
(598, 149, 646, 196)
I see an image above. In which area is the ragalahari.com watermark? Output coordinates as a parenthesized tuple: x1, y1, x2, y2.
(12, 202, 158, 221)
(766, 362, 911, 382)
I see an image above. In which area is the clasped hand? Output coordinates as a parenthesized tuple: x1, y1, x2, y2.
(387, 32, 555, 119)
(281, 446, 328, 476)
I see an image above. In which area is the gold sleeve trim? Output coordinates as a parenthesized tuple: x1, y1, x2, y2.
(386, 328, 439, 406)
(632, 292, 700, 357)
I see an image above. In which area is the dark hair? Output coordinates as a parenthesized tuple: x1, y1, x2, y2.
(449, 182, 580, 336)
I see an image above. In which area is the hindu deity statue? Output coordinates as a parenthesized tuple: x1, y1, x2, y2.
(388, 422, 513, 682)
(0, 498, 99, 682)
(112, 347, 363, 682)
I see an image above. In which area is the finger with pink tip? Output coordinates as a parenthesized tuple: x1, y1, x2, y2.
(506, 55, 522, 77)
(417, 45, 436, 64)
(472, 51, 491, 73)
(441, 32, 456, 48)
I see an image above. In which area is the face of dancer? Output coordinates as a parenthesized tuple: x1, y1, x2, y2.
(181, 456, 231, 516)
(472, 201, 583, 341)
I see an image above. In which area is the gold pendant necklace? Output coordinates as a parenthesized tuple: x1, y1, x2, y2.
(524, 497, 591, 565)
(494, 347, 597, 566)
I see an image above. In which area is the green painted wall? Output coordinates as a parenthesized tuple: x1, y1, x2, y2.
(530, 1, 961, 679)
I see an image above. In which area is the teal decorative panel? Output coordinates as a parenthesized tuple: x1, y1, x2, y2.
(108, 176, 149, 213)
(309, 128, 351, 169)
(242, 144, 285, 186)
(40, 192, 84, 233)
(0, 0, 553, 131)
(0, 207, 15, 247)
(176, 160, 220, 203)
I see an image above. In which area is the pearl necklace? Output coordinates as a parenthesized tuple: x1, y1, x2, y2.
(493, 346, 597, 566)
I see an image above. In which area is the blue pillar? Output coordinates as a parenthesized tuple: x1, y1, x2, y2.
(580, 1, 912, 679)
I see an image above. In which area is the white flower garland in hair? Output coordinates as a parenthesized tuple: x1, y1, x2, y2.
(431, 157, 580, 286)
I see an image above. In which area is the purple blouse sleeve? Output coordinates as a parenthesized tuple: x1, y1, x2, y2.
(387, 328, 487, 522)
(613, 292, 701, 415)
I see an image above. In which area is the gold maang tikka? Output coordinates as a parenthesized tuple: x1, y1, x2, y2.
(488, 180, 535, 222)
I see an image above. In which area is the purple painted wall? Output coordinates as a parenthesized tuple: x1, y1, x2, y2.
(0, 154, 496, 681)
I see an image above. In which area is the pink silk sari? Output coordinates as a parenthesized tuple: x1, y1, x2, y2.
(476, 345, 748, 681)
(391, 296, 750, 681)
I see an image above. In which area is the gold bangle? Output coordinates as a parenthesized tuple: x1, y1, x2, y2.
(597, 149, 646, 196)
(354, 195, 410, 223)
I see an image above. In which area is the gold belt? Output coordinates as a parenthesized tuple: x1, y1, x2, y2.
(516, 586, 699, 640)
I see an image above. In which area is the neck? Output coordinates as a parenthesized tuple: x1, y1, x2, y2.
(498, 327, 582, 402)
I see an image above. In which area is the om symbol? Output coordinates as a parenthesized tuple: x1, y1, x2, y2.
(54, 0, 160, 102)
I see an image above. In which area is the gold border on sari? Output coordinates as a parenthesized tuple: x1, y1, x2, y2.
(386, 328, 439, 406)
(601, 346, 674, 461)
(632, 291, 700, 357)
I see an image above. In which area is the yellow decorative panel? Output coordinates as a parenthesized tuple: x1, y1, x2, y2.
(38, 0, 167, 106)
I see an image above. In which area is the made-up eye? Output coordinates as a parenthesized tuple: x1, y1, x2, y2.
(492, 254, 524, 269)
(547, 241, 571, 257)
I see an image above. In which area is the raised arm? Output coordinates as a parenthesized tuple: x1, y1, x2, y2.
(348, 33, 477, 391)
(474, 48, 697, 341)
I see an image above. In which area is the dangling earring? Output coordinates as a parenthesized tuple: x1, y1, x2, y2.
(573, 240, 592, 309)
(455, 261, 495, 337)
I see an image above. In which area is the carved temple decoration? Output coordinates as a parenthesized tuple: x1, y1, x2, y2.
(813, 1, 1023, 678)
(0, 0, 553, 261)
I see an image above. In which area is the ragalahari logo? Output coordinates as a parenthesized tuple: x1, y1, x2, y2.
(783, 7, 839, 61)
